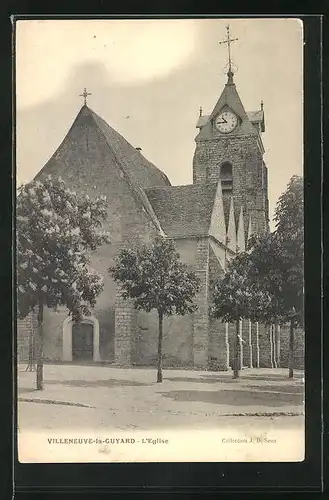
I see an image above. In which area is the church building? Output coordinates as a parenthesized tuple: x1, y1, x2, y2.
(17, 30, 304, 371)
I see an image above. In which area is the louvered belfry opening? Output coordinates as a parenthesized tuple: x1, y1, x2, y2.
(220, 162, 233, 193)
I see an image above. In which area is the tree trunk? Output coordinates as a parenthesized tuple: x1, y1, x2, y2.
(25, 312, 35, 372)
(269, 325, 275, 368)
(25, 323, 35, 372)
(157, 311, 164, 383)
(275, 324, 281, 368)
(233, 320, 240, 379)
(288, 319, 294, 379)
(35, 303, 44, 390)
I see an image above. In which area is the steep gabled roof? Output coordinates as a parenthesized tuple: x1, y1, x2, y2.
(145, 183, 218, 239)
(35, 105, 169, 234)
(37, 105, 170, 189)
(89, 107, 171, 188)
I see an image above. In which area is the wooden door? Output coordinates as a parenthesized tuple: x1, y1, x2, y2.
(72, 322, 94, 361)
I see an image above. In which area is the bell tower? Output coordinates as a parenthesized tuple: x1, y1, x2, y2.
(193, 26, 269, 237)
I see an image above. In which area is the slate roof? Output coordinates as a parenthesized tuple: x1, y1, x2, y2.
(247, 110, 263, 123)
(196, 115, 209, 128)
(35, 105, 170, 233)
(89, 107, 171, 188)
(222, 196, 232, 230)
(145, 183, 218, 238)
(247, 110, 265, 132)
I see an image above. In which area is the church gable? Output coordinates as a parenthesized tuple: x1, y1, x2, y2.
(35, 105, 166, 236)
(89, 108, 171, 188)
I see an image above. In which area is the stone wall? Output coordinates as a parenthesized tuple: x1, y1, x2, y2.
(280, 325, 305, 370)
(132, 310, 194, 368)
(193, 238, 210, 369)
(208, 241, 228, 370)
(114, 285, 137, 366)
(114, 237, 198, 368)
(17, 312, 38, 361)
(193, 135, 268, 235)
(251, 322, 260, 368)
(42, 307, 68, 361)
(241, 319, 253, 368)
(29, 114, 161, 363)
(258, 323, 273, 368)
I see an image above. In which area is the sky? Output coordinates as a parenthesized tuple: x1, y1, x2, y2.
(15, 18, 303, 226)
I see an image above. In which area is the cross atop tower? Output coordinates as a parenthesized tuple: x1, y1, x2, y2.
(79, 87, 92, 106)
(219, 25, 238, 79)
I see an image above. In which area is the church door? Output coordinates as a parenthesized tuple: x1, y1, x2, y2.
(72, 323, 94, 361)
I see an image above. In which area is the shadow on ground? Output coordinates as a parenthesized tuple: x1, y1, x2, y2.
(161, 389, 304, 407)
(246, 384, 303, 394)
(44, 379, 151, 388)
(166, 372, 304, 384)
(18, 387, 40, 394)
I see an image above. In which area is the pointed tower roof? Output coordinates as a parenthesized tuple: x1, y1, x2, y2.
(222, 196, 232, 230)
(246, 214, 254, 249)
(236, 206, 246, 253)
(226, 198, 237, 253)
(209, 72, 250, 123)
(196, 73, 258, 140)
(208, 180, 227, 245)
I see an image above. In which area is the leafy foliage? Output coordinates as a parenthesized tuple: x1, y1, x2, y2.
(273, 175, 304, 326)
(110, 235, 200, 382)
(247, 175, 304, 326)
(212, 251, 273, 324)
(110, 235, 200, 316)
(17, 176, 110, 322)
(212, 175, 303, 379)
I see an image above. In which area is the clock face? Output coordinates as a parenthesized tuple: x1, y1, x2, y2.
(215, 110, 238, 133)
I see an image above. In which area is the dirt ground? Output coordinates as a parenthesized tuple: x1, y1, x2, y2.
(17, 364, 305, 462)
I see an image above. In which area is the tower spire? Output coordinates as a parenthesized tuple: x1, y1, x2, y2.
(219, 25, 238, 83)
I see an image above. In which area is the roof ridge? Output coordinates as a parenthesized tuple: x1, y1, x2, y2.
(88, 110, 165, 235)
(88, 107, 171, 186)
(145, 182, 218, 192)
(35, 107, 91, 179)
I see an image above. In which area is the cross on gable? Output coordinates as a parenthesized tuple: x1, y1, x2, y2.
(79, 88, 92, 105)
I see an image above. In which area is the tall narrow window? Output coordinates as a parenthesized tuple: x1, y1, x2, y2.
(220, 162, 233, 193)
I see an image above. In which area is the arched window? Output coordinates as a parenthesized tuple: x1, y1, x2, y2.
(220, 162, 233, 193)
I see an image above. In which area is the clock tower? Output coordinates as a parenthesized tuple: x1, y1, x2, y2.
(193, 29, 269, 237)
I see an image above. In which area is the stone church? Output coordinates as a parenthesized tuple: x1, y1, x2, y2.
(17, 62, 304, 370)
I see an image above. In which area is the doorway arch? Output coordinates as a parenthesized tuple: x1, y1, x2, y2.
(62, 316, 101, 362)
